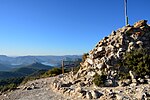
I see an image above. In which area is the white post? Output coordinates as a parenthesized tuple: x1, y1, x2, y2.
(124, 0, 128, 25)
(62, 60, 64, 74)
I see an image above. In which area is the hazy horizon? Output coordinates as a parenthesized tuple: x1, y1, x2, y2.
(0, 0, 150, 56)
(0, 54, 82, 57)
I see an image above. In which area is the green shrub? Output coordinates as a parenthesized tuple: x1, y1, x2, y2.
(73, 65, 80, 74)
(119, 71, 131, 80)
(93, 73, 107, 87)
(0, 77, 24, 92)
(119, 48, 150, 79)
(82, 53, 89, 62)
(42, 67, 62, 77)
(50, 68, 62, 75)
(22, 70, 47, 84)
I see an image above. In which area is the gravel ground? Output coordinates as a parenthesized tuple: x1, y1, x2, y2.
(1, 76, 150, 100)
(0, 77, 73, 100)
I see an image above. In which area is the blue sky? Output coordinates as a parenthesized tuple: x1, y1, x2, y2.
(0, 0, 150, 56)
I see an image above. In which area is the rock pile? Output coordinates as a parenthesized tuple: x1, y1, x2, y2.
(51, 20, 150, 100)
(76, 20, 150, 86)
(50, 75, 103, 99)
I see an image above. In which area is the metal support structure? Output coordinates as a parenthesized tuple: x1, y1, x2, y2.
(71, 67, 74, 72)
(61, 60, 80, 74)
(62, 60, 64, 74)
(124, 0, 129, 25)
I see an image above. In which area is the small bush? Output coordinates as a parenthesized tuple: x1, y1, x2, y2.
(0, 77, 24, 92)
(119, 48, 150, 79)
(93, 73, 107, 87)
(42, 67, 62, 77)
(119, 72, 131, 80)
(73, 65, 80, 74)
(22, 70, 47, 84)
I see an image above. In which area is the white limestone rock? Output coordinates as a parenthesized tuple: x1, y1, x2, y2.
(129, 71, 136, 79)
(136, 41, 143, 45)
(105, 79, 113, 87)
(96, 63, 104, 69)
(87, 71, 95, 77)
(86, 91, 92, 99)
(91, 90, 98, 99)
(138, 78, 145, 83)
(86, 58, 93, 65)
(116, 94, 127, 100)
(97, 46, 105, 52)
(75, 86, 82, 93)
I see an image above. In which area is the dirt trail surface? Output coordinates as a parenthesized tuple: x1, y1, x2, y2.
(0, 75, 150, 100)
(0, 77, 74, 100)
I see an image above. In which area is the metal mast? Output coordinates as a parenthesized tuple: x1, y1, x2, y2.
(124, 0, 128, 25)
(62, 60, 64, 74)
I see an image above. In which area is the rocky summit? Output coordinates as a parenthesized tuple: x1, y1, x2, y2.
(1, 20, 150, 100)
(51, 20, 150, 100)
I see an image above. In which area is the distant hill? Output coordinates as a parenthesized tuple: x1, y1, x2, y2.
(0, 55, 82, 69)
(0, 71, 23, 79)
(25, 62, 53, 70)
(0, 62, 53, 80)
(0, 63, 11, 71)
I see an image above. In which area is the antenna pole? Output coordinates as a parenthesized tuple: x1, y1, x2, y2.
(62, 60, 64, 74)
(124, 0, 128, 25)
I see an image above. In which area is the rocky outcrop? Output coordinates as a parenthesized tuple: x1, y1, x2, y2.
(73, 20, 150, 87)
(51, 20, 150, 99)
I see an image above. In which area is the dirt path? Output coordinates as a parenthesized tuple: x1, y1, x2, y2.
(1, 76, 150, 100)
(0, 77, 72, 100)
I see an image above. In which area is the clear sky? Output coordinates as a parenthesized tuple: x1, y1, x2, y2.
(0, 0, 150, 56)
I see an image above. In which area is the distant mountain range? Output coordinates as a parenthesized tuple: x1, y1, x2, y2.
(0, 62, 53, 80)
(0, 55, 82, 71)
(0, 63, 11, 71)
(0, 55, 81, 80)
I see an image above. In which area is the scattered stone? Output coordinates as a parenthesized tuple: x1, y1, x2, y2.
(136, 92, 147, 100)
(87, 71, 95, 77)
(105, 79, 113, 87)
(97, 46, 105, 52)
(86, 58, 93, 65)
(130, 82, 137, 86)
(147, 79, 150, 84)
(118, 81, 126, 87)
(78, 81, 86, 87)
(86, 91, 92, 99)
(26, 87, 32, 90)
(116, 94, 127, 100)
(90, 90, 102, 99)
(75, 86, 82, 93)
(136, 41, 143, 46)
(134, 20, 148, 28)
(125, 79, 132, 85)
(145, 75, 149, 79)
(138, 78, 145, 84)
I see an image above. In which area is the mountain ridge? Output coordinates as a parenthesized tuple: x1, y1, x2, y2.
(0, 55, 81, 70)
(0, 62, 53, 80)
